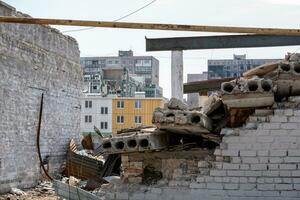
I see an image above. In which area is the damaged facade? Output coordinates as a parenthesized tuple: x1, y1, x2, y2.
(0, 1, 82, 193)
(82, 53, 300, 200)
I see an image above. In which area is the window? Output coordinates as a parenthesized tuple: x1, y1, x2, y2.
(85, 100, 92, 108)
(117, 101, 124, 108)
(92, 60, 98, 65)
(101, 107, 108, 114)
(117, 116, 124, 123)
(85, 115, 92, 123)
(101, 122, 108, 129)
(135, 100, 142, 109)
(134, 116, 142, 124)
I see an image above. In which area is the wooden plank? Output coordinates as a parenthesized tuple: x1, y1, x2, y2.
(1, 16, 300, 35)
(243, 62, 280, 78)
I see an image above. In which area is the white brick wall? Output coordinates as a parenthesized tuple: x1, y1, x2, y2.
(105, 106, 300, 199)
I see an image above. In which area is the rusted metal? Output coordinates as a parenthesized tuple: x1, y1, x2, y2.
(36, 93, 53, 181)
(65, 140, 104, 182)
(1, 16, 300, 35)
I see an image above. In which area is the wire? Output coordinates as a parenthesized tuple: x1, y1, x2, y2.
(62, 0, 157, 33)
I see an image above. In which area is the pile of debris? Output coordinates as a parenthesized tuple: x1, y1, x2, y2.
(51, 53, 300, 199)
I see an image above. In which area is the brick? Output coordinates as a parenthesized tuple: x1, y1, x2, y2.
(240, 150, 256, 157)
(257, 150, 269, 156)
(231, 157, 241, 163)
(282, 178, 293, 183)
(206, 183, 223, 189)
(257, 136, 274, 143)
(281, 191, 299, 197)
(275, 184, 293, 190)
(239, 177, 248, 183)
(263, 171, 280, 177)
(292, 170, 300, 176)
(285, 109, 294, 116)
(227, 170, 245, 177)
(222, 163, 239, 170)
(280, 170, 292, 177)
(274, 109, 284, 115)
(260, 123, 280, 130)
(151, 188, 162, 194)
(251, 164, 267, 170)
(293, 110, 300, 116)
(242, 157, 259, 164)
(288, 150, 300, 156)
(257, 184, 275, 190)
(281, 123, 298, 130)
(221, 150, 239, 156)
(189, 182, 206, 189)
(224, 183, 238, 190)
(267, 164, 279, 170)
(210, 170, 226, 177)
(240, 164, 250, 170)
(284, 157, 300, 163)
(116, 192, 129, 200)
(293, 178, 300, 183)
(198, 161, 210, 168)
(279, 164, 297, 170)
(269, 157, 283, 163)
(293, 184, 300, 190)
(270, 116, 288, 122)
(239, 184, 256, 191)
(196, 176, 205, 182)
(270, 150, 287, 157)
(244, 171, 262, 176)
(288, 116, 300, 122)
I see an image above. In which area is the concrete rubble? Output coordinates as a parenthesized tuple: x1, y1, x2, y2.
(50, 53, 300, 200)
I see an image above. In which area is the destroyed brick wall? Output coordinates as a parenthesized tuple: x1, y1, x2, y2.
(99, 100, 300, 199)
(0, 1, 82, 193)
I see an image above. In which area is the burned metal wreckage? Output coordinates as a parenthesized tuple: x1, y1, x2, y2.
(53, 53, 300, 199)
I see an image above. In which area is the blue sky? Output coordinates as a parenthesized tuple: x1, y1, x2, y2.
(5, 0, 300, 98)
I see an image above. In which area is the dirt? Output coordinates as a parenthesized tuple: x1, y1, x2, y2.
(0, 182, 61, 200)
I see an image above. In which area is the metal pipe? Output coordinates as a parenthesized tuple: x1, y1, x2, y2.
(1, 16, 300, 35)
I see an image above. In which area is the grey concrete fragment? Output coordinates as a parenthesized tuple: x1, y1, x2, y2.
(167, 97, 189, 110)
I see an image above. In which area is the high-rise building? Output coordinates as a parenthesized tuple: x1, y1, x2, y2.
(208, 54, 280, 79)
(80, 50, 162, 97)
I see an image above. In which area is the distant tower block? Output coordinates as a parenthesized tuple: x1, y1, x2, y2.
(171, 50, 183, 101)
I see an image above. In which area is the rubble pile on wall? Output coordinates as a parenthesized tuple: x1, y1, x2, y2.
(82, 53, 300, 200)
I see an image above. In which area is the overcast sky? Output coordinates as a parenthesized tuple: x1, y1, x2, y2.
(5, 0, 300, 98)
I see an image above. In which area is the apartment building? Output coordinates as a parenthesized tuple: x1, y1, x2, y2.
(208, 54, 280, 79)
(80, 94, 164, 136)
(112, 97, 164, 134)
(80, 50, 162, 97)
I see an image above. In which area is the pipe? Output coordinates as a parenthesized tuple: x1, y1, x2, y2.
(36, 93, 53, 181)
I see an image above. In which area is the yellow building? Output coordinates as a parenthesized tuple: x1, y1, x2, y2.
(112, 97, 164, 135)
